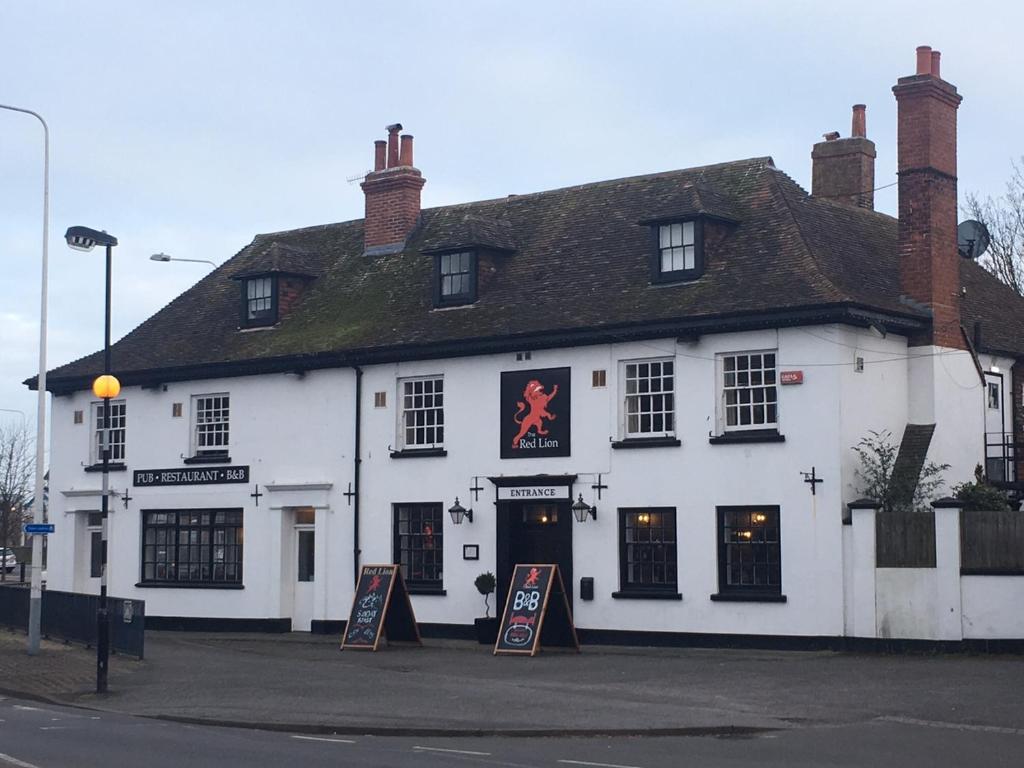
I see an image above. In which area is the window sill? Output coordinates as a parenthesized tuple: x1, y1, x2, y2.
(84, 462, 127, 473)
(650, 269, 703, 285)
(135, 582, 244, 590)
(406, 586, 447, 596)
(710, 592, 787, 603)
(611, 437, 681, 450)
(708, 430, 785, 445)
(612, 590, 682, 601)
(390, 448, 448, 459)
(183, 454, 233, 465)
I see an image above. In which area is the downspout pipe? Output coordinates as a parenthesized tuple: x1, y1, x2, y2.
(353, 366, 363, 585)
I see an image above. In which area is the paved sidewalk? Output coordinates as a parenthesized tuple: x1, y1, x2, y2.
(1, 628, 1023, 736)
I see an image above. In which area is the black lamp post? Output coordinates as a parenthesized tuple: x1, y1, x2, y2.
(65, 225, 119, 694)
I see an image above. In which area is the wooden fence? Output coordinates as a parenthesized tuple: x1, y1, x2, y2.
(876, 509, 936, 568)
(961, 509, 1024, 574)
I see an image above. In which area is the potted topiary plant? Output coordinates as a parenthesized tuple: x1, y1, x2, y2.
(473, 571, 498, 644)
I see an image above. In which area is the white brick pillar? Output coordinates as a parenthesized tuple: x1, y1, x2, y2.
(847, 499, 879, 638)
(931, 497, 965, 641)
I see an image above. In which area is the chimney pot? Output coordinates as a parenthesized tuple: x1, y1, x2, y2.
(400, 134, 414, 167)
(823, 131, 840, 141)
(851, 104, 866, 138)
(930, 50, 941, 78)
(916, 45, 933, 75)
(386, 123, 401, 168)
(373, 140, 386, 172)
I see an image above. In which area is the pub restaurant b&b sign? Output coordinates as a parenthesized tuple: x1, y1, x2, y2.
(134, 466, 250, 487)
(500, 367, 571, 459)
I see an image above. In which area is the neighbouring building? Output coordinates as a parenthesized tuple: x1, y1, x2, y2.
(32, 48, 1024, 646)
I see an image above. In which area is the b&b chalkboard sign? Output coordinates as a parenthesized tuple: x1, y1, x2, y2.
(341, 564, 422, 651)
(494, 564, 579, 656)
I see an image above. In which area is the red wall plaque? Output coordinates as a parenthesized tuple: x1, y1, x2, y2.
(780, 370, 804, 385)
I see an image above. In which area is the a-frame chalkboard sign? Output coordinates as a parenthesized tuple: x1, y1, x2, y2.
(341, 564, 422, 651)
(494, 563, 579, 656)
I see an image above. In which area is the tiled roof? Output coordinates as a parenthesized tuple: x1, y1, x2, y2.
(37, 156, 1024, 391)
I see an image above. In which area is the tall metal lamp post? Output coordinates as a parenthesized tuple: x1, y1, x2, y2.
(149, 252, 216, 268)
(65, 225, 119, 694)
(0, 103, 49, 657)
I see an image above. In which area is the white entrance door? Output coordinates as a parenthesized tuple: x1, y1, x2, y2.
(292, 511, 315, 632)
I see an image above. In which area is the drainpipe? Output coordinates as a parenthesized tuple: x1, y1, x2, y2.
(353, 366, 363, 585)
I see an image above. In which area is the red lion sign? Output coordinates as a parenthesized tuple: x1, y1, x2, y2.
(512, 380, 559, 448)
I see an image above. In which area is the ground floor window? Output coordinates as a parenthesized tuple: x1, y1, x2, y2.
(393, 502, 443, 592)
(141, 509, 243, 585)
(618, 507, 678, 595)
(717, 506, 781, 595)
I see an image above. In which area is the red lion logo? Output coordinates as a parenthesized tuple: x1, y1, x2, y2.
(512, 380, 559, 448)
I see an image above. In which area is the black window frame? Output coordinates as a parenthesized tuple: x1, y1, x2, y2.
(139, 508, 244, 587)
(649, 218, 704, 283)
(614, 507, 680, 599)
(392, 502, 445, 594)
(714, 505, 783, 600)
(433, 250, 478, 307)
(240, 274, 278, 327)
(87, 512, 103, 579)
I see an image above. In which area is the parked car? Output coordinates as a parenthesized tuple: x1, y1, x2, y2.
(1, 548, 18, 573)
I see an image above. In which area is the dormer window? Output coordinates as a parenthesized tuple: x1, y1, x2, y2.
(434, 251, 477, 307)
(244, 276, 277, 326)
(652, 220, 704, 283)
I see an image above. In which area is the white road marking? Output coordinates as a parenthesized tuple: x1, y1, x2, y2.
(11, 706, 41, 712)
(290, 735, 357, 744)
(413, 746, 493, 756)
(877, 716, 1024, 736)
(38, 726, 67, 730)
(0, 752, 43, 768)
(557, 761, 646, 768)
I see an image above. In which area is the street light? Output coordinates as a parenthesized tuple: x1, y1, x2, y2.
(65, 225, 118, 695)
(149, 252, 216, 268)
(0, 103, 49, 657)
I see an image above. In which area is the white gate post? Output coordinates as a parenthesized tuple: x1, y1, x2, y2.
(931, 497, 965, 641)
(847, 499, 879, 639)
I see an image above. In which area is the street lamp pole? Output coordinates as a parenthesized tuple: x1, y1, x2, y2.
(66, 226, 119, 694)
(0, 103, 50, 657)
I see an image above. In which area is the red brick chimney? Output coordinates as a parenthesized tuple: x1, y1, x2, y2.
(811, 105, 876, 209)
(893, 46, 964, 349)
(361, 123, 425, 253)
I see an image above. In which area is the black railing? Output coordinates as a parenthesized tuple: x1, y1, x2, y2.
(985, 431, 1017, 484)
(0, 586, 145, 658)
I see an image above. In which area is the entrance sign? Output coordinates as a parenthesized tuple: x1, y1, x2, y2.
(500, 368, 571, 459)
(134, 466, 250, 487)
(497, 485, 571, 501)
(341, 564, 421, 651)
(494, 563, 579, 656)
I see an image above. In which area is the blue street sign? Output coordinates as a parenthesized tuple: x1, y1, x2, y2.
(23, 523, 55, 535)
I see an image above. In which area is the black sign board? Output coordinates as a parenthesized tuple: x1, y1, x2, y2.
(134, 466, 250, 487)
(500, 367, 571, 459)
(341, 564, 422, 651)
(494, 563, 579, 656)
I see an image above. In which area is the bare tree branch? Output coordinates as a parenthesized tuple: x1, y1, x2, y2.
(965, 157, 1024, 296)
(0, 423, 34, 581)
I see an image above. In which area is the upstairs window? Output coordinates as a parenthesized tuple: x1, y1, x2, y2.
(192, 394, 230, 459)
(651, 220, 704, 283)
(91, 399, 126, 465)
(243, 276, 277, 326)
(623, 359, 675, 438)
(399, 376, 444, 450)
(719, 352, 778, 432)
(434, 251, 477, 306)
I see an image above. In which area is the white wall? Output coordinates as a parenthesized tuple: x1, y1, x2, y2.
(961, 576, 1024, 638)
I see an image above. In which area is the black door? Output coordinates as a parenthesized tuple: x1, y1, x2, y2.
(496, 501, 573, 616)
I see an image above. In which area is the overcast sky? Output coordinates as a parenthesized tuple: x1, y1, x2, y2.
(2, 0, 1022, 450)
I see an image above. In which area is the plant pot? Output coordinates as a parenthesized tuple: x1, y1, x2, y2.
(474, 617, 499, 645)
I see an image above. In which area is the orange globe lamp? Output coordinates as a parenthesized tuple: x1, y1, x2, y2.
(92, 374, 121, 399)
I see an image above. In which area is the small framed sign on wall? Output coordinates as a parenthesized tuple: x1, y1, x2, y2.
(463, 544, 480, 561)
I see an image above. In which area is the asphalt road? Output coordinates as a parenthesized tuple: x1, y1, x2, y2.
(2, 695, 1023, 768)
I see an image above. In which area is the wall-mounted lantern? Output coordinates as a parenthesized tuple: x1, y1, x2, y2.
(571, 493, 597, 523)
(448, 497, 473, 525)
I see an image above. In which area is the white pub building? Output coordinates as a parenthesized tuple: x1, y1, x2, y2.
(35, 49, 1024, 648)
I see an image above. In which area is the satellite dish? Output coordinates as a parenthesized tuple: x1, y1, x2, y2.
(957, 220, 991, 259)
